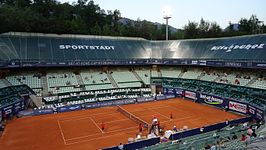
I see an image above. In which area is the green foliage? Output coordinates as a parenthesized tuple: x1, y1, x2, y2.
(184, 21, 199, 39)
(0, 0, 264, 39)
(183, 15, 264, 39)
(184, 18, 223, 39)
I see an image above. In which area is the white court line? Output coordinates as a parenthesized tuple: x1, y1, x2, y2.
(57, 120, 67, 145)
(59, 105, 175, 122)
(61, 116, 132, 125)
(150, 109, 171, 120)
(59, 112, 121, 122)
(90, 117, 104, 134)
(65, 113, 155, 141)
(63, 103, 199, 145)
(58, 111, 121, 122)
(59, 99, 178, 121)
(66, 126, 137, 141)
(166, 105, 195, 116)
(129, 105, 173, 113)
(160, 116, 193, 124)
(65, 131, 131, 146)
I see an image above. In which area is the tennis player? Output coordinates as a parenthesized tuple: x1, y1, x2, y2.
(101, 122, 105, 131)
(139, 123, 143, 133)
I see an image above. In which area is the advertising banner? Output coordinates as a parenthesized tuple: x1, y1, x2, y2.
(113, 99, 136, 105)
(256, 108, 264, 120)
(57, 104, 82, 113)
(0, 109, 2, 122)
(174, 88, 183, 96)
(228, 101, 247, 114)
(3, 105, 14, 115)
(2, 59, 266, 69)
(248, 105, 256, 116)
(85, 99, 137, 109)
(33, 109, 54, 115)
(198, 93, 227, 108)
(1, 101, 24, 117)
(165, 94, 175, 99)
(85, 103, 100, 109)
(166, 88, 175, 94)
(163, 88, 167, 94)
(13, 101, 24, 113)
(184, 91, 197, 100)
(247, 104, 264, 120)
(137, 97, 154, 103)
(156, 95, 166, 100)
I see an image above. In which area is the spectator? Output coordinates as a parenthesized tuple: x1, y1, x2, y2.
(235, 79, 240, 84)
(247, 128, 253, 136)
(170, 112, 173, 119)
(160, 136, 168, 143)
(232, 133, 237, 140)
(252, 130, 257, 137)
(173, 126, 178, 132)
(246, 134, 251, 141)
(216, 140, 224, 148)
(205, 144, 211, 150)
(242, 122, 248, 130)
(138, 123, 143, 133)
(135, 133, 142, 141)
(118, 143, 123, 150)
(210, 144, 216, 150)
(101, 122, 105, 131)
(241, 134, 247, 141)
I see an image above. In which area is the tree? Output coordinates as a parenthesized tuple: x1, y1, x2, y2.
(0, 0, 264, 39)
(198, 18, 210, 37)
(184, 21, 199, 39)
(238, 14, 262, 34)
(207, 22, 222, 38)
(239, 18, 251, 33)
(91, 23, 101, 35)
(183, 18, 223, 39)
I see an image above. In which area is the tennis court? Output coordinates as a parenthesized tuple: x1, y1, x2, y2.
(0, 98, 243, 150)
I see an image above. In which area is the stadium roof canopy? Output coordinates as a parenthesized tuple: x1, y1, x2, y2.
(0, 32, 266, 68)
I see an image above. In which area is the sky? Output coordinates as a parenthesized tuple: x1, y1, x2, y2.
(59, 0, 266, 29)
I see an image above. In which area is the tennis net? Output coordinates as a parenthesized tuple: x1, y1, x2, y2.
(117, 105, 149, 130)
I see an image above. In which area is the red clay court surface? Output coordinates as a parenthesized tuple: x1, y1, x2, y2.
(0, 98, 243, 150)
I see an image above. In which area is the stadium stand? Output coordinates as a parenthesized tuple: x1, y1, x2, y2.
(249, 79, 266, 89)
(110, 68, 142, 88)
(6, 74, 41, 88)
(80, 70, 110, 84)
(142, 120, 266, 150)
(160, 67, 182, 78)
(180, 68, 202, 79)
(0, 79, 7, 89)
(200, 72, 219, 82)
(134, 68, 151, 85)
(0, 32, 266, 149)
(46, 72, 80, 94)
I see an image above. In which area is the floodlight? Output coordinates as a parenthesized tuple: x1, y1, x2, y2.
(162, 5, 172, 40)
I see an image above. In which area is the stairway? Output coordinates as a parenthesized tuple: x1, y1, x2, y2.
(245, 78, 257, 87)
(41, 76, 49, 96)
(213, 76, 222, 82)
(158, 70, 162, 77)
(132, 70, 144, 83)
(75, 74, 86, 91)
(2, 79, 12, 86)
(106, 72, 119, 88)
(29, 95, 43, 108)
(197, 72, 205, 80)
(178, 72, 184, 78)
